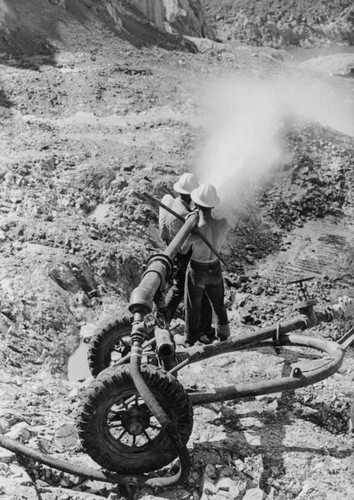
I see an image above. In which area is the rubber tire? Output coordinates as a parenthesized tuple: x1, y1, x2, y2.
(87, 316, 132, 378)
(76, 364, 193, 474)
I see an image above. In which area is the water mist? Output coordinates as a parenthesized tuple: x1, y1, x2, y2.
(194, 68, 354, 223)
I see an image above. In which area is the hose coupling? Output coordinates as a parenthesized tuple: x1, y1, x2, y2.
(131, 320, 147, 344)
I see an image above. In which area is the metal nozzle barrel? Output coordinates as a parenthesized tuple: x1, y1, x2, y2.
(129, 212, 199, 315)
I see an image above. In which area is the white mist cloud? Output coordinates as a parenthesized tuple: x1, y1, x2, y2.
(277, 71, 354, 136)
(194, 76, 286, 222)
(194, 70, 354, 223)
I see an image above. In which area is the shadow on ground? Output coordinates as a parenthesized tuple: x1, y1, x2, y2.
(193, 353, 352, 495)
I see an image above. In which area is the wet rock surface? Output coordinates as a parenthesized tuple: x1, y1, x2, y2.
(0, 1, 354, 499)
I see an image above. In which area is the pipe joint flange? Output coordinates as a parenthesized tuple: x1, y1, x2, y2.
(144, 253, 174, 282)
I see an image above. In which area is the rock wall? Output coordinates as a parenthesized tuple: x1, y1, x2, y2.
(38, 0, 354, 48)
(103, 0, 215, 40)
(129, 0, 165, 31)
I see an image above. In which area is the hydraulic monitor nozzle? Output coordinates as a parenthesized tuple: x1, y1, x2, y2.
(128, 211, 199, 316)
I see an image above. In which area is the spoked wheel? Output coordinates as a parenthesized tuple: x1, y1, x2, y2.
(87, 316, 133, 377)
(77, 364, 193, 474)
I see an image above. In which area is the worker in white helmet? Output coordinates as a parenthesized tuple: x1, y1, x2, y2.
(159, 172, 199, 246)
(158, 173, 213, 335)
(157, 172, 200, 321)
(179, 182, 230, 346)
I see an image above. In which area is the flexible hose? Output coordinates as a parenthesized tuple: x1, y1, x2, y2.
(129, 341, 191, 487)
(0, 434, 143, 486)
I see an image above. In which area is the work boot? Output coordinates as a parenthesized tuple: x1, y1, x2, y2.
(217, 323, 230, 342)
(198, 334, 211, 344)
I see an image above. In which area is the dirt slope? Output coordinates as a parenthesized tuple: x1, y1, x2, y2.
(0, 1, 354, 500)
(0, 0, 198, 57)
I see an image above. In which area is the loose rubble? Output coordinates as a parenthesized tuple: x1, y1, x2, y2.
(203, 0, 354, 49)
(0, 1, 354, 500)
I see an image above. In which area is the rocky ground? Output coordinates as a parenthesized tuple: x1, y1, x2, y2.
(202, 0, 354, 48)
(1, 1, 354, 500)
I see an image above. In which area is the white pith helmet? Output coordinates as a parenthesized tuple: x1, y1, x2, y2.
(173, 173, 199, 194)
(191, 183, 220, 208)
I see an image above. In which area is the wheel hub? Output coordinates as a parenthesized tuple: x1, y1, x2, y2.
(121, 406, 150, 436)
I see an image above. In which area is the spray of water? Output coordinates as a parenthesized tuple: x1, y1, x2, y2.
(194, 69, 354, 223)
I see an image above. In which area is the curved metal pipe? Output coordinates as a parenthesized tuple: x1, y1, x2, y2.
(0, 334, 345, 486)
(188, 333, 345, 405)
(129, 341, 190, 487)
(174, 304, 348, 369)
(175, 315, 308, 367)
